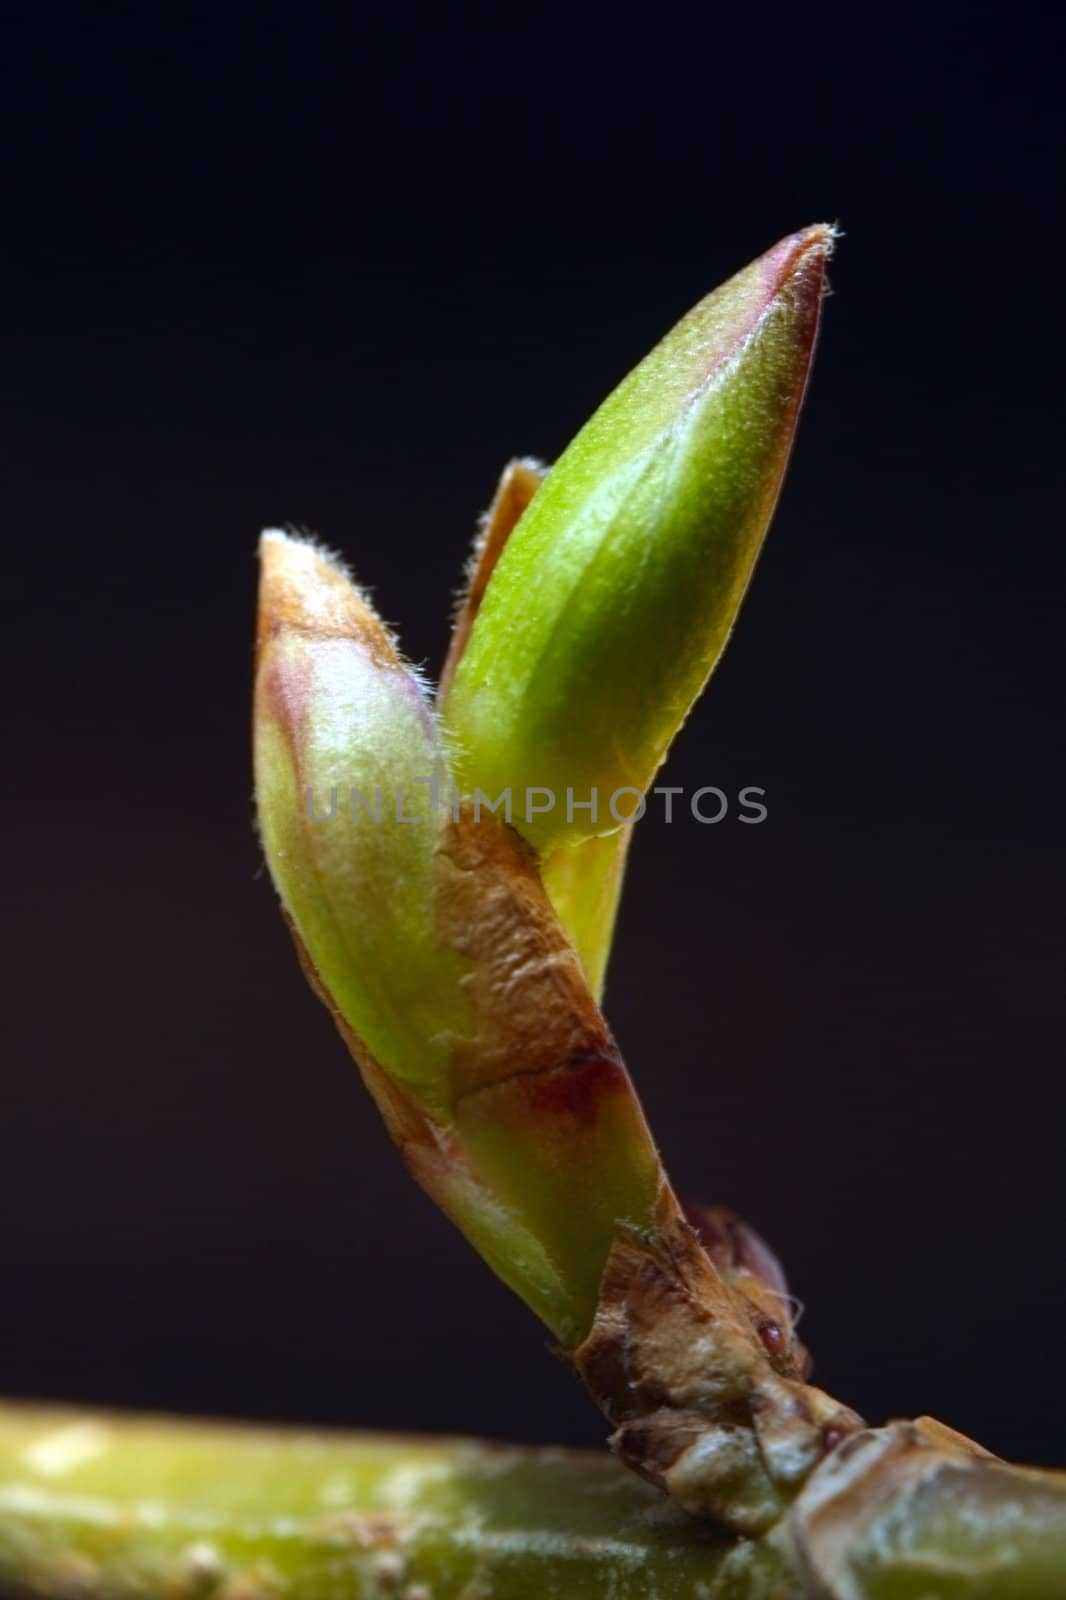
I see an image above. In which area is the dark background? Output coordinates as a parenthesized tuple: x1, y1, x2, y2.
(3, 4, 1064, 1465)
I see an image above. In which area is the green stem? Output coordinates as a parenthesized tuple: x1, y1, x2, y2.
(2, 1405, 1065, 1599)
(0, 1403, 789, 1599)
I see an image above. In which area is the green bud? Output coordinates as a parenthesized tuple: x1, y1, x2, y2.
(442, 226, 834, 854)
(252, 249, 872, 1527)
(254, 530, 666, 1346)
(253, 530, 468, 1113)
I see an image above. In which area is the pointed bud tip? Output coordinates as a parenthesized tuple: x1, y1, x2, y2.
(786, 221, 838, 254)
(762, 221, 837, 300)
(257, 528, 396, 666)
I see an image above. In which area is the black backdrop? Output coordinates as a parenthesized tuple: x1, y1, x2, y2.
(3, 5, 1064, 1465)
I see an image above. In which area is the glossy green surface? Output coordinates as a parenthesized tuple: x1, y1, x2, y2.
(0, 1406, 785, 1600)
